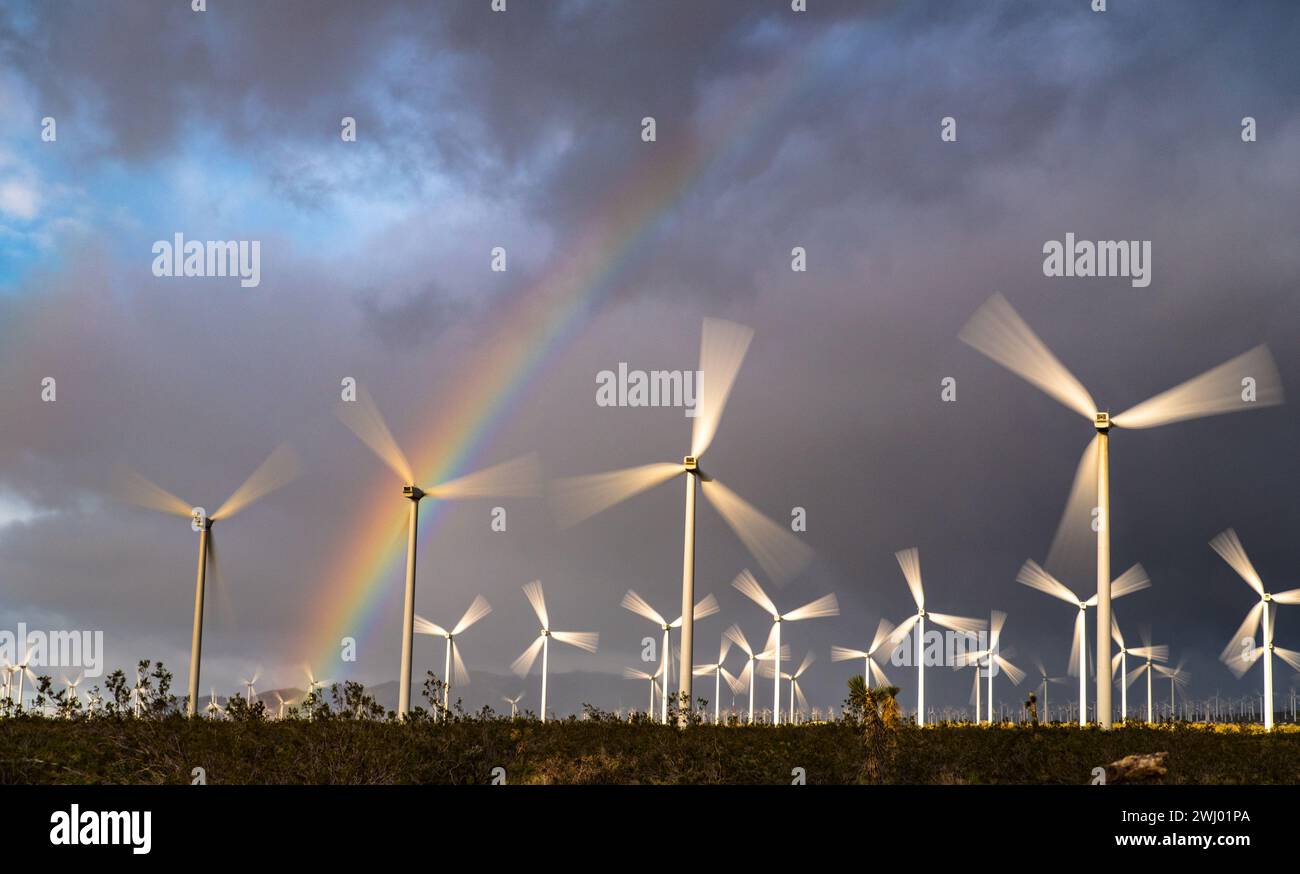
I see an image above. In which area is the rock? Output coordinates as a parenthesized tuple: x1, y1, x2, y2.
(1104, 752, 1168, 784)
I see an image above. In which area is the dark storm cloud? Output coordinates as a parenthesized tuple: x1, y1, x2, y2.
(2, 0, 1300, 714)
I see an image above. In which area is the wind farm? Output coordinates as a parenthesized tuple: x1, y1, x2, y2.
(5, 0, 1300, 810)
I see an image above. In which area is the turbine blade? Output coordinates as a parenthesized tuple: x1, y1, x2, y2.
(1129, 644, 1169, 663)
(552, 631, 599, 653)
(1273, 646, 1300, 673)
(719, 636, 732, 664)
(620, 590, 667, 627)
(794, 682, 809, 714)
(989, 610, 1007, 649)
(429, 453, 541, 500)
(1112, 344, 1284, 429)
(996, 655, 1026, 686)
(723, 624, 753, 658)
(831, 646, 869, 662)
(888, 614, 920, 647)
(794, 652, 815, 678)
(1271, 588, 1300, 605)
(1209, 529, 1266, 596)
(674, 592, 721, 626)
(1110, 563, 1152, 600)
(783, 593, 839, 622)
(691, 318, 755, 458)
(551, 462, 682, 528)
(451, 645, 470, 687)
(1111, 615, 1125, 649)
(511, 636, 545, 677)
(928, 613, 988, 637)
(868, 618, 896, 656)
(1044, 436, 1101, 585)
(110, 465, 192, 517)
(1124, 663, 1145, 688)
(868, 657, 890, 688)
(894, 548, 925, 611)
(1067, 610, 1085, 677)
(522, 580, 549, 629)
(1222, 643, 1261, 679)
(335, 386, 414, 483)
(1016, 559, 1082, 606)
(700, 479, 813, 585)
(205, 528, 235, 632)
(451, 595, 493, 636)
(958, 293, 1097, 420)
(1111, 650, 1122, 677)
(1219, 600, 1265, 664)
(731, 569, 779, 617)
(414, 615, 447, 637)
(622, 666, 651, 681)
(213, 443, 300, 520)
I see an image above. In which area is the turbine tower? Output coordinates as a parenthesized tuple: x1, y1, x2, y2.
(555, 319, 814, 721)
(336, 387, 540, 718)
(961, 293, 1283, 727)
(113, 444, 300, 717)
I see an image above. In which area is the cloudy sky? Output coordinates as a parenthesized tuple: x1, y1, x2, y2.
(2, 0, 1299, 717)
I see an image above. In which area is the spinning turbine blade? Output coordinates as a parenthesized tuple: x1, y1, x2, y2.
(671, 593, 720, 627)
(869, 618, 897, 655)
(414, 615, 448, 637)
(731, 569, 779, 617)
(793, 652, 815, 678)
(1045, 436, 1100, 580)
(335, 387, 414, 483)
(958, 293, 1098, 421)
(1109, 563, 1151, 600)
(701, 479, 813, 584)
(868, 658, 890, 688)
(1272, 588, 1300, 605)
(888, 613, 920, 646)
(110, 465, 192, 517)
(552, 631, 599, 652)
(552, 463, 682, 527)
(451, 595, 493, 636)
(451, 645, 470, 687)
(1210, 529, 1266, 596)
(783, 594, 839, 622)
(995, 655, 1027, 686)
(213, 443, 300, 520)
(723, 624, 753, 657)
(895, 548, 925, 611)
(621, 590, 668, 626)
(1124, 663, 1146, 688)
(989, 610, 1007, 648)
(428, 454, 541, 499)
(691, 318, 755, 459)
(1111, 616, 1125, 649)
(928, 613, 986, 636)
(522, 580, 549, 629)
(512, 636, 545, 676)
(1220, 600, 1265, 665)
(831, 646, 869, 662)
(1129, 644, 1169, 662)
(1017, 560, 1082, 606)
(1112, 345, 1283, 429)
(1273, 647, 1300, 672)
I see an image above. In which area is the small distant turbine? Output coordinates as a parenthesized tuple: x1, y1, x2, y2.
(415, 594, 493, 720)
(1123, 631, 1169, 724)
(1154, 658, 1192, 719)
(623, 664, 664, 719)
(691, 634, 734, 724)
(779, 652, 814, 724)
(303, 665, 330, 719)
(722, 624, 786, 724)
(511, 581, 598, 722)
(206, 688, 221, 719)
(731, 569, 838, 725)
(622, 590, 718, 722)
(888, 548, 987, 728)
(242, 668, 261, 707)
(955, 611, 1026, 725)
(831, 617, 896, 690)
(63, 672, 83, 715)
(12, 648, 37, 712)
(501, 693, 523, 719)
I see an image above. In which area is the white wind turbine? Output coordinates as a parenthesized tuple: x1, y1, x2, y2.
(961, 293, 1283, 727)
(273, 691, 291, 720)
(63, 673, 83, 715)
(555, 319, 814, 716)
(336, 387, 540, 718)
(1033, 659, 1069, 723)
(1017, 560, 1149, 725)
(1211, 528, 1300, 731)
(12, 647, 37, 712)
(623, 664, 664, 719)
(691, 635, 735, 724)
(887, 548, 987, 728)
(832, 617, 896, 691)
(415, 594, 493, 720)
(242, 668, 261, 707)
(1154, 658, 1191, 720)
(303, 665, 330, 719)
(0, 662, 12, 705)
(206, 688, 221, 719)
(113, 444, 300, 717)
(780, 652, 815, 724)
(722, 623, 787, 724)
(1123, 634, 1168, 724)
(1111, 622, 1167, 722)
(130, 668, 148, 718)
(511, 580, 599, 722)
(955, 611, 1026, 725)
(502, 693, 523, 718)
(731, 569, 838, 724)
(621, 590, 719, 722)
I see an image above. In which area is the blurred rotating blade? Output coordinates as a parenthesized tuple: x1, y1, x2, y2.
(551, 463, 682, 528)
(691, 318, 755, 459)
(701, 479, 813, 585)
(1112, 345, 1283, 429)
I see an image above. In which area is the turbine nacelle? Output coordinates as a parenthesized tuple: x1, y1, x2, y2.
(1094, 411, 1111, 432)
(402, 485, 425, 501)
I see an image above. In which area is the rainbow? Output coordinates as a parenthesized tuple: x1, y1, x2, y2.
(304, 33, 835, 674)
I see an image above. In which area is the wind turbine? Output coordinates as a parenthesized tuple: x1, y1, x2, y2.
(130, 668, 148, 718)
(621, 590, 719, 722)
(12, 648, 37, 712)
(303, 665, 330, 719)
(1154, 658, 1191, 720)
(113, 443, 300, 716)
(955, 611, 1026, 725)
(1211, 528, 1300, 731)
(414, 594, 493, 720)
(731, 569, 838, 725)
(1017, 560, 1149, 725)
(887, 548, 987, 728)
(63, 673, 83, 715)
(555, 319, 814, 717)
(242, 668, 261, 708)
(1123, 633, 1168, 724)
(501, 693, 523, 718)
(961, 293, 1283, 728)
(781, 652, 814, 724)
(623, 664, 664, 719)
(691, 634, 734, 724)
(831, 617, 896, 690)
(511, 580, 599, 722)
(273, 691, 291, 720)
(0, 662, 12, 705)
(722, 624, 786, 724)
(336, 387, 540, 718)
